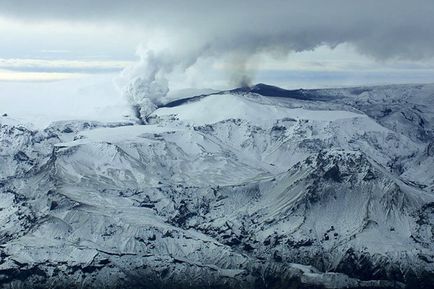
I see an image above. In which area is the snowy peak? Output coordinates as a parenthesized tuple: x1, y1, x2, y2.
(229, 83, 333, 101)
(153, 92, 363, 126)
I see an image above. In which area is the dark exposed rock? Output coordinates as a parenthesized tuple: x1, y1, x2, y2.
(49, 200, 58, 210)
(323, 164, 342, 182)
(61, 127, 74, 133)
(13, 151, 30, 162)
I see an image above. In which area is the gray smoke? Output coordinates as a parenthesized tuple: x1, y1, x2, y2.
(225, 52, 257, 88)
(117, 45, 206, 120)
(2, 0, 434, 119)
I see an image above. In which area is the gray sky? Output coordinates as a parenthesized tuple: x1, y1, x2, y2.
(0, 0, 434, 87)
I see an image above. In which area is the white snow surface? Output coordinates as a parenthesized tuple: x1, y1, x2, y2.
(153, 93, 363, 125)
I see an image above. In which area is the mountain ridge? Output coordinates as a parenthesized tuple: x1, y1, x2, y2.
(0, 83, 433, 288)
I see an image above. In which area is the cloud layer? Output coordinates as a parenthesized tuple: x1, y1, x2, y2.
(1, 0, 433, 60)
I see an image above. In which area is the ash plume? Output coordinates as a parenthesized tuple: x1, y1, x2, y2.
(118, 46, 203, 121)
(11, 0, 432, 120)
(226, 53, 257, 88)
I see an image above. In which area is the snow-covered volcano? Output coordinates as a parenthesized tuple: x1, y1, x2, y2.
(0, 83, 433, 288)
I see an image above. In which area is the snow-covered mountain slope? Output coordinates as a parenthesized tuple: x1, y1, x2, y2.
(0, 83, 433, 288)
